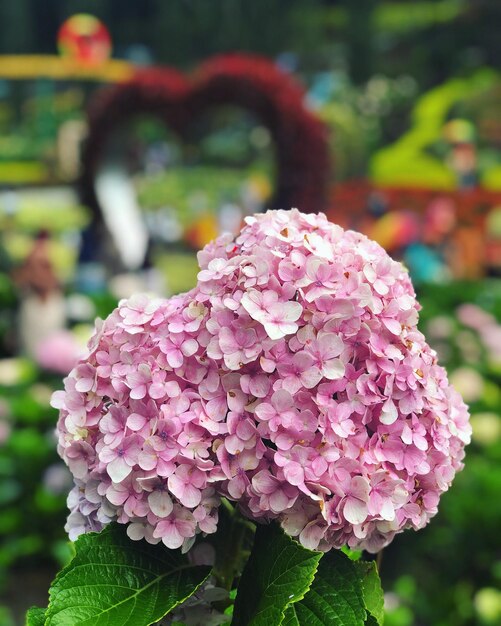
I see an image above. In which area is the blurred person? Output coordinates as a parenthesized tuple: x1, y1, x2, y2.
(403, 198, 457, 284)
(12, 230, 66, 358)
(485, 206, 501, 277)
(444, 119, 478, 190)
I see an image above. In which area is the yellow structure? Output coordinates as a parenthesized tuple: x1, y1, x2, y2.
(0, 55, 134, 83)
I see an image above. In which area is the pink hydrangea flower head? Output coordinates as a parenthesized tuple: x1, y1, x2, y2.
(54, 209, 471, 553)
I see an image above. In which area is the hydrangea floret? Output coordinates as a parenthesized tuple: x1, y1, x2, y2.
(53, 209, 471, 554)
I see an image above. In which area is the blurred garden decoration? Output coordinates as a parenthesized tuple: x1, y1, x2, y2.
(0, 13, 131, 187)
(29, 209, 470, 625)
(313, 72, 419, 184)
(328, 69, 501, 283)
(370, 70, 500, 190)
(328, 181, 500, 280)
(368, 210, 420, 252)
(80, 54, 330, 272)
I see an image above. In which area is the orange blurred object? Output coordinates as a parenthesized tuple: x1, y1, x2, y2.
(184, 214, 219, 250)
(370, 210, 420, 251)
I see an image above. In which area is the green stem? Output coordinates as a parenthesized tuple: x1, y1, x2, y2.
(213, 499, 253, 594)
(217, 518, 248, 591)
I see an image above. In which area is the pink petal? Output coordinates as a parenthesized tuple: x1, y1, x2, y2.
(160, 523, 184, 549)
(149, 383, 166, 399)
(219, 328, 238, 354)
(138, 449, 157, 471)
(107, 487, 129, 506)
(263, 321, 287, 341)
(130, 385, 147, 400)
(280, 301, 303, 322)
(319, 333, 344, 358)
(225, 435, 245, 455)
(176, 516, 197, 538)
(252, 470, 277, 495)
(75, 378, 94, 393)
(249, 375, 271, 398)
(401, 423, 413, 444)
(350, 476, 370, 501)
(228, 474, 248, 499)
(127, 413, 147, 431)
(68, 458, 89, 480)
(284, 462, 304, 486)
(299, 521, 326, 550)
(181, 339, 198, 356)
(127, 523, 146, 541)
(301, 367, 322, 389)
(272, 389, 294, 411)
(206, 396, 227, 421)
(269, 489, 291, 513)
(165, 381, 181, 397)
(167, 350, 183, 369)
(383, 318, 402, 335)
(99, 446, 118, 464)
(179, 484, 202, 508)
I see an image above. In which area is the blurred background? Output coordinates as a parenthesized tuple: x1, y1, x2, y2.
(0, 2, 500, 625)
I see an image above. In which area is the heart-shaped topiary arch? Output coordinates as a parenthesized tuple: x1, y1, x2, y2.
(80, 53, 331, 227)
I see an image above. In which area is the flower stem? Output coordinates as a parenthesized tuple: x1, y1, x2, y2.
(213, 499, 253, 592)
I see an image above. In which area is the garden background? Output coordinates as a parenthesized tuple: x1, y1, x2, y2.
(0, 1, 500, 625)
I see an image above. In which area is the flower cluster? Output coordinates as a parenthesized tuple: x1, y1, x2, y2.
(54, 209, 471, 553)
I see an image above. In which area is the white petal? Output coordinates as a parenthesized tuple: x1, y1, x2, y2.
(107, 456, 132, 483)
(127, 523, 146, 541)
(148, 491, 173, 518)
(343, 497, 368, 525)
(263, 322, 286, 340)
(127, 413, 147, 431)
(323, 359, 345, 380)
(281, 301, 303, 322)
(380, 399, 398, 425)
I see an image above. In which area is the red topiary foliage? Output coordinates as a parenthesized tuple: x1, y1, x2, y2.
(80, 53, 331, 221)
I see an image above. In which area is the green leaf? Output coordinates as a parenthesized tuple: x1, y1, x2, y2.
(25, 607, 46, 626)
(282, 551, 385, 626)
(44, 523, 211, 626)
(359, 561, 384, 626)
(232, 523, 322, 626)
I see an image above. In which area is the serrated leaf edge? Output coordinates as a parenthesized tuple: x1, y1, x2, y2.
(275, 557, 322, 626)
(357, 560, 384, 626)
(280, 551, 386, 626)
(271, 532, 323, 626)
(25, 606, 46, 626)
(232, 523, 323, 626)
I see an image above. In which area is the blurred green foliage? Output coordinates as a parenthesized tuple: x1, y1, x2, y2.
(0, 269, 118, 623)
(136, 167, 269, 219)
(371, 70, 501, 189)
(0, 369, 70, 590)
